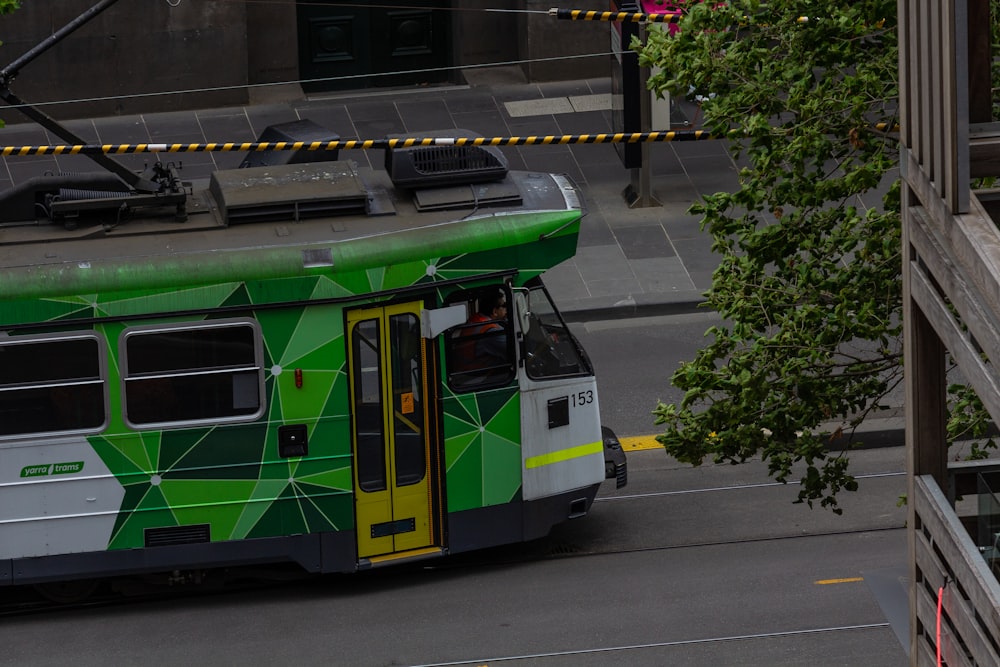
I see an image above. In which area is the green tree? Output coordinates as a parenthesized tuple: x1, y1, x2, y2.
(639, 0, 902, 511)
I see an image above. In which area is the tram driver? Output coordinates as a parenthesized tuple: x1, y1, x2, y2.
(449, 288, 513, 387)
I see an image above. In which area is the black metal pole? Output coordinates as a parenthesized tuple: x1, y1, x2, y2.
(0, 87, 158, 191)
(0, 0, 163, 193)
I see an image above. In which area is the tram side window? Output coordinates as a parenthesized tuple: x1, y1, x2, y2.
(445, 287, 515, 391)
(0, 333, 106, 437)
(122, 320, 264, 427)
(520, 279, 592, 380)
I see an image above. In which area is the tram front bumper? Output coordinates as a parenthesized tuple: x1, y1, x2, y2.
(601, 426, 628, 489)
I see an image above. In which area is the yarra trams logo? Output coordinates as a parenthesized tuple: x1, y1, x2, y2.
(20, 462, 85, 478)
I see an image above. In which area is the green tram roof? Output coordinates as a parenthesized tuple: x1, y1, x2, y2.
(0, 161, 582, 323)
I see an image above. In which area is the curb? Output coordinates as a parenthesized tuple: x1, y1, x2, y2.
(621, 425, 907, 454)
(560, 297, 709, 322)
(828, 425, 905, 451)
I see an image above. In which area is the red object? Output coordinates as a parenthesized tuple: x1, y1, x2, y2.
(937, 585, 944, 665)
(294, 368, 303, 389)
(641, 0, 685, 35)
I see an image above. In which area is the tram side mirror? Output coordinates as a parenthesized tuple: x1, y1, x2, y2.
(421, 304, 467, 338)
(514, 291, 531, 333)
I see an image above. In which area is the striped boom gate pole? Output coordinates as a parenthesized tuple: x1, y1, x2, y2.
(0, 131, 719, 156)
(548, 8, 684, 24)
(0, 124, 900, 157)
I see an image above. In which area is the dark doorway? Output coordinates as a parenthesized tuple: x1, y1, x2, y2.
(297, 1, 452, 93)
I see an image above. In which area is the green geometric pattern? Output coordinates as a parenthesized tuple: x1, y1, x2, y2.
(1, 211, 581, 550)
(442, 386, 522, 510)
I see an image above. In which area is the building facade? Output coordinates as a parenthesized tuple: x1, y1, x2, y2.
(0, 0, 610, 123)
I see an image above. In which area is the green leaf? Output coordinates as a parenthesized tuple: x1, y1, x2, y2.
(641, 0, 910, 511)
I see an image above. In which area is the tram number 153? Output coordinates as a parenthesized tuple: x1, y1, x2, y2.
(571, 390, 594, 407)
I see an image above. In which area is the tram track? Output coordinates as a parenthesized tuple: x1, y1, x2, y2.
(405, 470, 909, 666)
(0, 587, 157, 619)
(1, 472, 908, 617)
(1, 465, 908, 665)
(417, 523, 906, 575)
(405, 622, 895, 667)
(0, 569, 306, 618)
(1, 518, 905, 617)
(428, 467, 907, 570)
(593, 470, 906, 502)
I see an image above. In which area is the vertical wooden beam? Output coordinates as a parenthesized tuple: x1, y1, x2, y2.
(917, 0, 931, 176)
(951, 0, 970, 214)
(941, 0, 956, 210)
(898, 0, 910, 149)
(966, 0, 992, 123)
(931, 0, 945, 198)
(903, 194, 949, 662)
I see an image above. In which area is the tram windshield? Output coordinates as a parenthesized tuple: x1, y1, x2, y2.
(517, 278, 592, 380)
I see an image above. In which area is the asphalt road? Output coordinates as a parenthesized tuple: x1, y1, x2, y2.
(575, 310, 726, 439)
(2, 447, 909, 666)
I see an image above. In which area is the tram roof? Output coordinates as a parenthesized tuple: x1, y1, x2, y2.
(0, 161, 582, 303)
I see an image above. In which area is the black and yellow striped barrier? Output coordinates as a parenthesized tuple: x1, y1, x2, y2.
(0, 131, 720, 156)
(548, 8, 684, 23)
(0, 123, 900, 157)
(549, 8, 814, 25)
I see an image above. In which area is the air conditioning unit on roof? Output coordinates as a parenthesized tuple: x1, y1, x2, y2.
(384, 129, 509, 188)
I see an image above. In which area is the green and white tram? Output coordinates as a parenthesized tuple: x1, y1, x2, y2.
(0, 137, 626, 594)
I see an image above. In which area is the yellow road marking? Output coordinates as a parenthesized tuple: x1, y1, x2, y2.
(619, 435, 662, 452)
(815, 577, 864, 585)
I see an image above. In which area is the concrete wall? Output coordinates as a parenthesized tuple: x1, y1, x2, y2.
(521, 0, 610, 81)
(0, 1, 611, 123)
(246, 0, 300, 103)
(453, 0, 519, 70)
(452, 0, 610, 83)
(0, 0, 249, 122)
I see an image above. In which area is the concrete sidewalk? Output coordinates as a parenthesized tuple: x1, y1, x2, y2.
(0, 70, 729, 318)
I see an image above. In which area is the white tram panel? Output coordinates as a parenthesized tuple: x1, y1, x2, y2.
(519, 375, 605, 501)
(0, 437, 125, 559)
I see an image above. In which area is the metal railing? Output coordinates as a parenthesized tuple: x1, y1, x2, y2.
(912, 469, 1000, 665)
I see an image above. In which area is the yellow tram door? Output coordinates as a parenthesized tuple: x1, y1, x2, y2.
(347, 302, 437, 560)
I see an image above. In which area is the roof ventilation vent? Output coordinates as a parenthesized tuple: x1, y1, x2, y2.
(239, 119, 339, 169)
(385, 129, 508, 188)
(210, 161, 368, 226)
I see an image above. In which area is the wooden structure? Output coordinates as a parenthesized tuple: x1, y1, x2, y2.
(900, 0, 1000, 663)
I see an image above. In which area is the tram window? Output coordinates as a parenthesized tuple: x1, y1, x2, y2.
(352, 318, 387, 493)
(520, 280, 591, 380)
(444, 287, 515, 391)
(121, 320, 264, 428)
(390, 313, 425, 487)
(0, 333, 107, 437)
